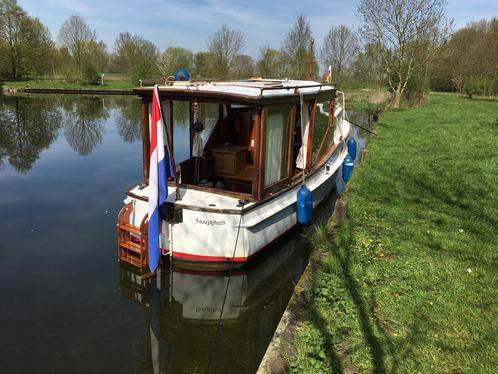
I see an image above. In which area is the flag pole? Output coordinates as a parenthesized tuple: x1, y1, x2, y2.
(155, 86, 181, 201)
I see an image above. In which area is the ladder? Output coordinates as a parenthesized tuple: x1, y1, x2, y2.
(117, 202, 149, 271)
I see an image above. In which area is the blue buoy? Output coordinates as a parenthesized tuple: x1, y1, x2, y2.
(347, 138, 357, 160)
(297, 185, 313, 225)
(174, 68, 191, 81)
(342, 154, 354, 182)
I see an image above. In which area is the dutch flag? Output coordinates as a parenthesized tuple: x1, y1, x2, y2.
(148, 85, 172, 272)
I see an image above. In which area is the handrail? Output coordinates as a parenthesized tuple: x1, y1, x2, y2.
(336, 90, 345, 112)
(260, 83, 336, 95)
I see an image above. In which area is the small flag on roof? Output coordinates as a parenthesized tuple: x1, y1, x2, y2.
(325, 65, 332, 83)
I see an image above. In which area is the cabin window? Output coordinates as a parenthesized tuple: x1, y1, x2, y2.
(294, 101, 312, 171)
(263, 104, 292, 187)
(172, 100, 191, 163)
(311, 100, 335, 164)
(194, 102, 218, 145)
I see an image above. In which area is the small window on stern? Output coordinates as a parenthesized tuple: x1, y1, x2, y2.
(172, 100, 190, 164)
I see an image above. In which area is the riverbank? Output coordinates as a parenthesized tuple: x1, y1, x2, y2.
(1, 77, 134, 94)
(282, 93, 498, 372)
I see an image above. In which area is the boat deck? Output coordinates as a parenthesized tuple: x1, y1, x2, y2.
(126, 184, 253, 213)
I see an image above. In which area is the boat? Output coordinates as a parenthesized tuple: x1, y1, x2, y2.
(117, 78, 352, 271)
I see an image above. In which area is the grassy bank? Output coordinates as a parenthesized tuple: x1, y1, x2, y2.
(1, 74, 135, 91)
(288, 93, 498, 372)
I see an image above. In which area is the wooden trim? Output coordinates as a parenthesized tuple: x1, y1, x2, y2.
(286, 105, 296, 178)
(306, 100, 317, 171)
(188, 99, 193, 158)
(261, 103, 294, 195)
(317, 99, 336, 159)
(258, 108, 267, 198)
(247, 144, 341, 212)
(170, 181, 254, 200)
(125, 190, 242, 214)
(251, 110, 262, 199)
(126, 191, 148, 202)
(169, 100, 174, 150)
(174, 204, 241, 215)
(126, 142, 341, 215)
(141, 97, 150, 181)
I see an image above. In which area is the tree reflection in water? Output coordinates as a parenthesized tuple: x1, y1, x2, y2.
(62, 97, 109, 155)
(0, 95, 142, 173)
(114, 98, 142, 142)
(0, 96, 62, 173)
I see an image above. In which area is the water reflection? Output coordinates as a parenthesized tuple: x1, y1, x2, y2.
(0, 96, 62, 172)
(119, 233, 310, 374)
(0, 95, 144, 173)
(62, 97, 108, 155)
(114, 98, 142, 143)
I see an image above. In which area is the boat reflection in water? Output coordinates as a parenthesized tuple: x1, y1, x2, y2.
(118, 230, 310, 374)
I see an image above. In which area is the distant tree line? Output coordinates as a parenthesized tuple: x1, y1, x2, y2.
(430, 18, 498, 98)
(1, 0, 497, 104)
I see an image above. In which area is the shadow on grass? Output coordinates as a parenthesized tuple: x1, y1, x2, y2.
(304, 216, 394, 374)
(331, 239, 388, 373)
(462, 96, 498, 103)
(308, 302, 345, 373)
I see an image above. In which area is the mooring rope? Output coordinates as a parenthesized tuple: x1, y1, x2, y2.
(344, 110, 377, 135)
(205, 201, 246, 374)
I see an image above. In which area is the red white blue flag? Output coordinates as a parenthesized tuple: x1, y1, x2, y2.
(148, 85, 170, 272)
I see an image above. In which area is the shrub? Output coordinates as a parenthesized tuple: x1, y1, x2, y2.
(82, 63, 99, 85)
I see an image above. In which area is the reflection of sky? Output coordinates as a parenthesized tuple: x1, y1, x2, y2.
(173, 126, 191, 164)
(0, 97, 149, 373)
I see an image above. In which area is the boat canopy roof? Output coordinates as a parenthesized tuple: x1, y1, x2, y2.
(134, 79, 336, 105)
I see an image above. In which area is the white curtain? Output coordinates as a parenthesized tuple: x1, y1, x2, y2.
(198, 102, 218, 144)
(295, 102, 310, 169)
(264, 108, 287, 186)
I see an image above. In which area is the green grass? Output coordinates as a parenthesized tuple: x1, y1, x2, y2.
(288, 93, 498, 373)
(1, 76, 135, 91)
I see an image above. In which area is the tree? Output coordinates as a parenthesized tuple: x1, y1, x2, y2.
(157, 46, 194, 77)
(58, 15, 97, 76)
(357, 0, 452, 107)
(321, 25, 359, 82)
(114, 32, 159, 82)
(0, 0, 26, 79)
(431, 18, 498, 97)
(352, 43, 385, 86)
(0, 1, 55, 79)
(192, 51, 215, 79)
(256, 46, 282, 78)
(19, 16, 55, 77)
(231, 54, 254, 79)
(280, 15, 318, 80)
(208, 25, 244, 79)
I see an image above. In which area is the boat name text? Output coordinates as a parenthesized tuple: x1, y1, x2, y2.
(196, 218, 226, 226)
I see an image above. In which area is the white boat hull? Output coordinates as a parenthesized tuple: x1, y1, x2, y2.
(122, 117, 351, 269)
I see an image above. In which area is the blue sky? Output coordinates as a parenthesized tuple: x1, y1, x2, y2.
(19, 0, 498, 57)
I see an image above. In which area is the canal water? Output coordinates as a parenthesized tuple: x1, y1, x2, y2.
(0, 95, 368, 373)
